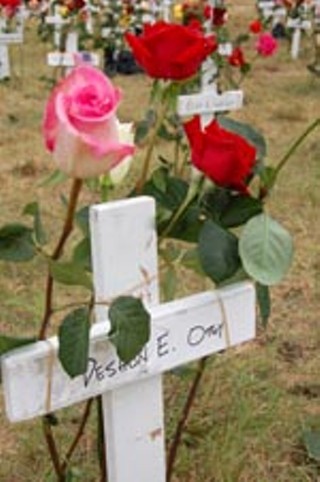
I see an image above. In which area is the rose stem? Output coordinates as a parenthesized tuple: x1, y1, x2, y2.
(166, 357, 208, 482)
(61, 398, 94, 473)
(38, 178, 83, 481)
(273, 117, 320, 181)
(97, 396, 108, 482)
(38, 178, 83, 340)
(43, 416, 65, 482)
(136, 96, 169, 194)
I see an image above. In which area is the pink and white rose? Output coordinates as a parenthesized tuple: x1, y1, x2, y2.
(43, 65, 135, 179)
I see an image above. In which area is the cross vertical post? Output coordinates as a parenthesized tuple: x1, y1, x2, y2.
(90, 198, 166, 482)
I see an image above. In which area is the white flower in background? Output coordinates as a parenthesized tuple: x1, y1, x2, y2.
(109, 121, 134, 185)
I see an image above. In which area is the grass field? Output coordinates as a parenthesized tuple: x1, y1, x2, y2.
(1, 2, 320, 481)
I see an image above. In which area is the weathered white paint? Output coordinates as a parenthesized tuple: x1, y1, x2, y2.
(45, 7, 69, 49)
(0, 44, 10, 79)
(2, 280, 255, 422)
(177, 90, 243, 118)
(162, 0, 172, 21)
(90, 197, 165, 482)
(287, 18, 312, 59)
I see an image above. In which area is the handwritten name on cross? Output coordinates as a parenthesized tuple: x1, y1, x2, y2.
(2, 197, 255, 482)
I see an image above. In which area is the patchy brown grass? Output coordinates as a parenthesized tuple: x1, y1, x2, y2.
(1, 2, 320, 481)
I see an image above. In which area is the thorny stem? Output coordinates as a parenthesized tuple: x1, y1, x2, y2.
(61, 399, 94, 473)
(159, 176, 202, 243)
(97, 396, 108, 482)
(39, 178, 83, 482)
(136, 93, 170, 194)
(38, 178, 83, 340)
(273, 117, 320, 180)
(43, 417, 64, 482)
(166, 357, 208, 482)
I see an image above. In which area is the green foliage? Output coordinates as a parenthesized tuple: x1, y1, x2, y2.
(134, 109, 156, 145)
(256, 283, 271, 326)
(109, 296, 150, 364)
(239, 214, 294, 286)
(202, 188, 263, 228)
(198, 220, 241, 284)
(72, 237, 92, 271)
(75, 206, 90, 237)
(302, 431, 320, 463)
(23, 201, 47, 245)
(49, 260, 92, 290)
(181, 248, 205, 276)
(58, 308, 90, 378)
(0, 224, 37, 262)
(143, 168, 203, 242)
(0, 335, 36, 357)
(39, 170, 68, 187)
(218, 116, 267, 160)
(162, 266, 178, 301)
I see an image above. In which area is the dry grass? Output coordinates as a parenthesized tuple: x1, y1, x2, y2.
(1, 3, 320, 481)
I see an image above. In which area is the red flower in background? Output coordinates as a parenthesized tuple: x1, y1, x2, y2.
(249, 19, 263, 34)
(256, 32, 278, 56)
(228, 47, 246, 68)
(183, 116, 256, 193)
(204, 5, 227, 26)
(125, 21, 217, 81)
(0, 0, 21, 17)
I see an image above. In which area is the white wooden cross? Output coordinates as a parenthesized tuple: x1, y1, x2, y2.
(45, 5, 69, 49)
(178, 2, 243, 128)
(2, 196, 255, 481)
(0, 8, 23, 80)
(257, 0, 276, 20)
(287, 15, 312, 59)
(47, 27, 99, 73)
(162, 0, 172, 22)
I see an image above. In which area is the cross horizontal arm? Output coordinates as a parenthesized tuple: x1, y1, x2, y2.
(2, 282, 255, 423)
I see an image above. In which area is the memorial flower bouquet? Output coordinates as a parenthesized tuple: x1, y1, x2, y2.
(0, 14, 319, 482)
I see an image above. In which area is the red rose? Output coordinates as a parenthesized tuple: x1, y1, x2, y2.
(228, 47, 246, 67)
(212, 7, 227, 26)
(249, 19, 263, 34)
(183, 116, 256, 192)
(125, 21, 217, 81)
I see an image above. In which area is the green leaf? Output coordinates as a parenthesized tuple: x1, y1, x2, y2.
(218, 116, 267, 160)
(221, 195, 263, 228)
(162, 266, 178, 301)
(39, 169, 68, 187)
(23, 201, 47, 245)
(302, 431, 320, 462)
(0, 224, 37, 262)
(198, 220, 241, 284)
(49, 260, 92, 290)
(256, 283, 271, 326)
(109, 296, 150, 364)
(181, 248, 205, 276)
(0, 335, 36, 356)
(75, 206, 90, 236)
(260, 166, 277, 190)
(203, 189, 263, 228)
(58, 308, 90, 378)
(239, 214, 294, 286)
(72, 237, 91, 271)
